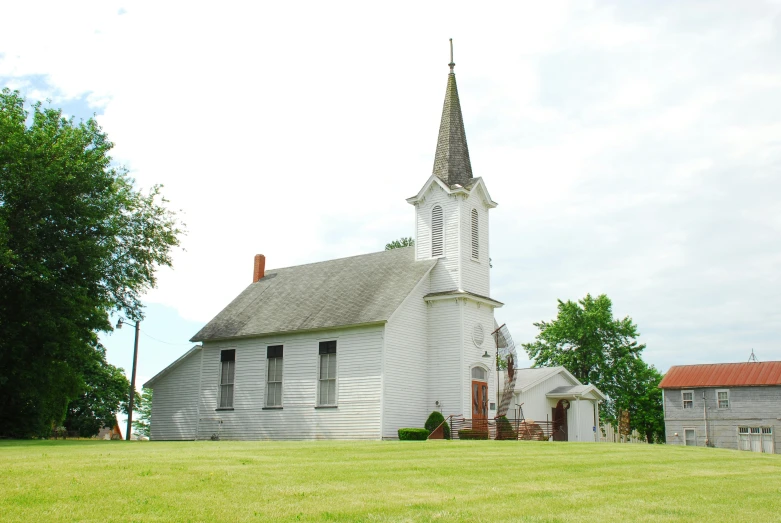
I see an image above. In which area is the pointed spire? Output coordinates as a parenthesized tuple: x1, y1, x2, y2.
(433, 39, 473, 187)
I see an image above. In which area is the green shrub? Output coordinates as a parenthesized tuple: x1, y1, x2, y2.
(398, 428, 430, 441)
(458, 429, 489, 440)
(424, 411, 450, 439)
(495, 416, 517, 440)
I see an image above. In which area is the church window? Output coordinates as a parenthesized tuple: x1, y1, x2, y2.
(218, 349, 235, 409)
(266, 345, 283, 407)
(431, 205, 444, 257)
(471, 366, 487, 381)
(318, 341, 337, 406)
(471, 208, 479, 259)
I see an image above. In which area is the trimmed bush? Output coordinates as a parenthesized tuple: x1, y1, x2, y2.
(495, 416, 517, 440)
(398, 428, 430, 441)
(458, 429, 489, 440)
(424, 411, 451, 440)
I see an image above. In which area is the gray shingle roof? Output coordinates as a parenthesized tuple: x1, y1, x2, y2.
(432, 72, 473, 187)
(191, 247, 436, 342)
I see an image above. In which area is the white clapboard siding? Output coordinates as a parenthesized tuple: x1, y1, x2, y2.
(383, 272, 431, 438)
(460, 189, 490, 297)
(194, 324, 384, 440)
(149, 348, 202, 440)
(511, 372, 576, 423)
(427, 297, 465, 418)
(460, 300, 497, 417)
(571, 398, 599, 442)
(416, 185, 459, 292)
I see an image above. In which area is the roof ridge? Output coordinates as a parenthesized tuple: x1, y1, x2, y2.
(263, 246, 419, 275)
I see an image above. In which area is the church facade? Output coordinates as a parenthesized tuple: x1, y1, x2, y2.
(145, 60, 503, 440)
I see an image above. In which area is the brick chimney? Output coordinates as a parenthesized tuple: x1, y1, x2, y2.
(253, 254, 266, 283)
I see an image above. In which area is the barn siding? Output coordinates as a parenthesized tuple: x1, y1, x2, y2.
(148, 348, 202, 441)
(383, 274, 431, 438)
(663, 386, 780, 453)
(191, 324, 384, 440)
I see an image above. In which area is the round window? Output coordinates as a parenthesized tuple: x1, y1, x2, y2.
(472, 323, 485, 347)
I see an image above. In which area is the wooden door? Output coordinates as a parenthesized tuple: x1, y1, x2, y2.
(552, 401, 569, 441)
(472, 380, 488, 432)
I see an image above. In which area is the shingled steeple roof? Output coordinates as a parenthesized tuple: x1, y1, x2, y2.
(432, 41, 473, 187)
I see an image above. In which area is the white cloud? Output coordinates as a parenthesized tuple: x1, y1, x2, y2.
(3, 0, 781, 372)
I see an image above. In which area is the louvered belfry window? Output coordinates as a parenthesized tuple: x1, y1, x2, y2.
(431, 205, 444, 257)
(471, 208, 479, 259)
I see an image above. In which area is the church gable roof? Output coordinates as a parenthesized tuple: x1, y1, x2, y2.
(191, 247, 436, 342)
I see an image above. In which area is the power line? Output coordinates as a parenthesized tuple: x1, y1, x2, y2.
(139, 328, 192, 347)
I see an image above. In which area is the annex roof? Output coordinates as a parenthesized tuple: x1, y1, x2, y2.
(144, 345, 202, 388)
(547, 384, 607, 401)
(658, 361, 781, 388)
(513, 366, 580, 393)
(191, 247, 437, 342)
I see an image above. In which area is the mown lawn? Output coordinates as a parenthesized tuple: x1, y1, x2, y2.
(1, 440, 779, 522)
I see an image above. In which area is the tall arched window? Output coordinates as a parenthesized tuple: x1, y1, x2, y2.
(471, 208, 479, 259)
(431, 205, 443, 257)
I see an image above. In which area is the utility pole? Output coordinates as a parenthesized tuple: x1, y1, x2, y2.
(116, 317, 141, 441)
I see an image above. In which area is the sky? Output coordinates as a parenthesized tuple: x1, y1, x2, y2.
(2, 1, 780, 395)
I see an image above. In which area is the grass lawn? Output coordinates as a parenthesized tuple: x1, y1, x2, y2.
(1, 440, 780, 522)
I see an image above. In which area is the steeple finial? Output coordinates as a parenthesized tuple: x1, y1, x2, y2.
(449, 38, 455, 73)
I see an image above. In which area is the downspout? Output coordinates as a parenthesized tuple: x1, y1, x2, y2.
(703, 390, 709, 447)
(575, 395, 581, 441)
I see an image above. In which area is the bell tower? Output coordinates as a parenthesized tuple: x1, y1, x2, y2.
(406, 40, 498, 298)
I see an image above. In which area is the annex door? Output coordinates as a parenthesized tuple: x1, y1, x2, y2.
(472, 380, 488, 432)
(552, 399, 569, 441)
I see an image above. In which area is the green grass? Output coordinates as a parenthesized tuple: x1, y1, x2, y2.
(1, 440, 779, 522)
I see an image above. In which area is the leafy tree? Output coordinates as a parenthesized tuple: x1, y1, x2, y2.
(0, 89, 183, 437)
(623, 359, 665, 443)
(63, 345, 130, 437)
(385, 237, 414, 250)
(133, 388, 153, 438)
(522, 294, 647, 425)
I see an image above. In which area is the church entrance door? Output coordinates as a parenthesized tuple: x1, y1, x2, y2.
(472, 380, 488, 432)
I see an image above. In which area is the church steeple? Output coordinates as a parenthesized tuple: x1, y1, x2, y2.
(432, 39, 473, 187)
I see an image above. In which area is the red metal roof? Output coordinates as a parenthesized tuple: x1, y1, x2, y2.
(659, 361, 781, 388)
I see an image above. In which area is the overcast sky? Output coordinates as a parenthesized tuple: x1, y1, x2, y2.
(2, 1, 780, 389)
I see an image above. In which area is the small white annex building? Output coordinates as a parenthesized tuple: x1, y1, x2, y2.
(507, 367, 605, 442)
(145, 57, 506, 440)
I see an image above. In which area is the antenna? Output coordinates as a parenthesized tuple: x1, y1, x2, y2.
(748, 349, 759, 363)
(449, 38, 455, 72)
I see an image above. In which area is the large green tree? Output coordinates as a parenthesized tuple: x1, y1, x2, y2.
(522, 294, 654, 429)
(0, 89, 183, 437)
(63, 343, 130, 437)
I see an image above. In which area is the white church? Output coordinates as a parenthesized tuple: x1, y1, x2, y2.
(145, 53, 603, 442)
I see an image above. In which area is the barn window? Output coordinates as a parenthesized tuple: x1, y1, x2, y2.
(318, 341, 337, 406)
(471, 208, 479, 259)
(266, 345, 283, 407)
(431, 205, 443, 257)
(682, 390, 693, 409)
(218, 349, 235, 409)
(716, 389, 729, 409)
